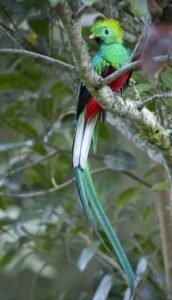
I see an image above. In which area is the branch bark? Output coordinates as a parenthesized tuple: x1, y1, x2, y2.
(156, 167, 172, 299)
(57, 1, 172, 168)
(138, 91, 172, 108)
(102, 54, 172, 86)
(0, 48, 74, 71)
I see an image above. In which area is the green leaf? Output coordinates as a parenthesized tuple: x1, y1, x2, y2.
(12, 118, 38, 138)
(77, 243, 98, 271)
(93, 274, 113, 300)
(152, 181, 169, 191)
(0, 217, 15, 227)
(116, 187, 142, 208)
(48, 0, 62, 7)
(136, 257, 148, 276)
(99, 123, 109, 140)
(0, 141, 33, 152)
(135, 83, 153, 93)
(34, 235, 54, 252)
(160, 69, 172, 89)
(51, 82, 72, 100)
(0, 73, 34, 90)
(2, 102, 23, 118)
(28, 14, 49, 36)
(25, 164, 51, 188)
(144, 165, 157, 179)
(81, 0, 100, 5)
(60, 111, 76, 125)
(124, 257, 148, 299)
(143, 207, 152, 222)
(130, 0, 149, 17)
(37, 97, 54, 121)
(0, 251, 16, 269)
(31, 143, 47, 155)
(43, 297, 53, 300)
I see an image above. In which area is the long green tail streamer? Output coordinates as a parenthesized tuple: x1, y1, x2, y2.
(74, 168, 116, 258)
(75, 166, 135, 299)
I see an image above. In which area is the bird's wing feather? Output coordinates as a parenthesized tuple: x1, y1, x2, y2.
(76, 65, 109, 118)
(77, 82, 92, 119)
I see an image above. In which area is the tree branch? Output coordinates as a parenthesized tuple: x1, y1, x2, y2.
(0, 177, 75, 198)
(57, 1, 172, 170)
(107, 114, 164, 165)
(102, 54, 172, 87)
(138, 91, 172, 108)
(75, 4, 88, 18)
(0, 48, 75, 71)
(130, 29, 147, 61)
(0, 166, 151, 198)
(0, 167, 110, 198)
(103, 60, 140, 86)
(156, 167, 172, 298)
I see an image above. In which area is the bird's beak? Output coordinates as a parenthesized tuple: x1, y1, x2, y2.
(89, 34, 96, 39)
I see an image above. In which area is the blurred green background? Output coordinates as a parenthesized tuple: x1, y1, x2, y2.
(0, 0, 171, 299)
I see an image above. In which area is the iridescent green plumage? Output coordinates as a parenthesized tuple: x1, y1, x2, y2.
(91, 19, 130, 73)
(73, 19, 135, 299)
(91, 19, 123, 44)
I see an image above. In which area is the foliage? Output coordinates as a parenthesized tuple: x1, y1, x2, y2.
(0, 1, 171, 299)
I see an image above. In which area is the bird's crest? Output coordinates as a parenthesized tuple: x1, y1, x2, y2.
(91, 19, 123, 43)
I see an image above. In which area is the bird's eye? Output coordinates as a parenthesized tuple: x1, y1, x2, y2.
(105, 29, 109, 34)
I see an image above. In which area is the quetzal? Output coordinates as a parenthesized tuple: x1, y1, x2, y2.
(73, 19, 135, 299)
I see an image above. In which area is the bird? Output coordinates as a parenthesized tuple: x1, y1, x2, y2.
(72, 19, 135, 299)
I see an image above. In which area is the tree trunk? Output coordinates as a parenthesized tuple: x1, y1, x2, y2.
(157, 167, 172, 299)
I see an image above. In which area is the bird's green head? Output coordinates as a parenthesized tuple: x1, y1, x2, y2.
(90, 19, 123, 45)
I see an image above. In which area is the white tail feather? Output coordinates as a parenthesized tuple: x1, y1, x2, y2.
(73, 112, 85, 168)
(79, 116, 98, 170)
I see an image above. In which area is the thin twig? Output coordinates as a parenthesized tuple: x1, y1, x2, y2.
(109, 0, 113, 18)
(0, 166, 151, 198)
(0, 167, 107, 198)
(0, 24, 21, 48)
(131, 29, 147, 61)
(1, 142, 152, 189)
(102, 54, 172, 87)
(0, 177, 75, 198)
(137, 91, 172, 109)
(0, 167, 96, 198)
(102, 60, 140, 86)
(0, 48, 171, 87)
(0, 20, 47, 54)
(0, 4, 18, 30)
(0, 48, 75, 71)
(122, 171, 152, 188)
(2, 150, 59, 179)
(75, 4, 87, 19)
(91, 166, 152, 188)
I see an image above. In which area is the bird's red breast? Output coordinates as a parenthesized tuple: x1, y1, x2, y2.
(85, 66, 131, 121)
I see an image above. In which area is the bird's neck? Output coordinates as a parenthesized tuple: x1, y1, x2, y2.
(99, 43, 123, 58)
(98, 43, 129, 69)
